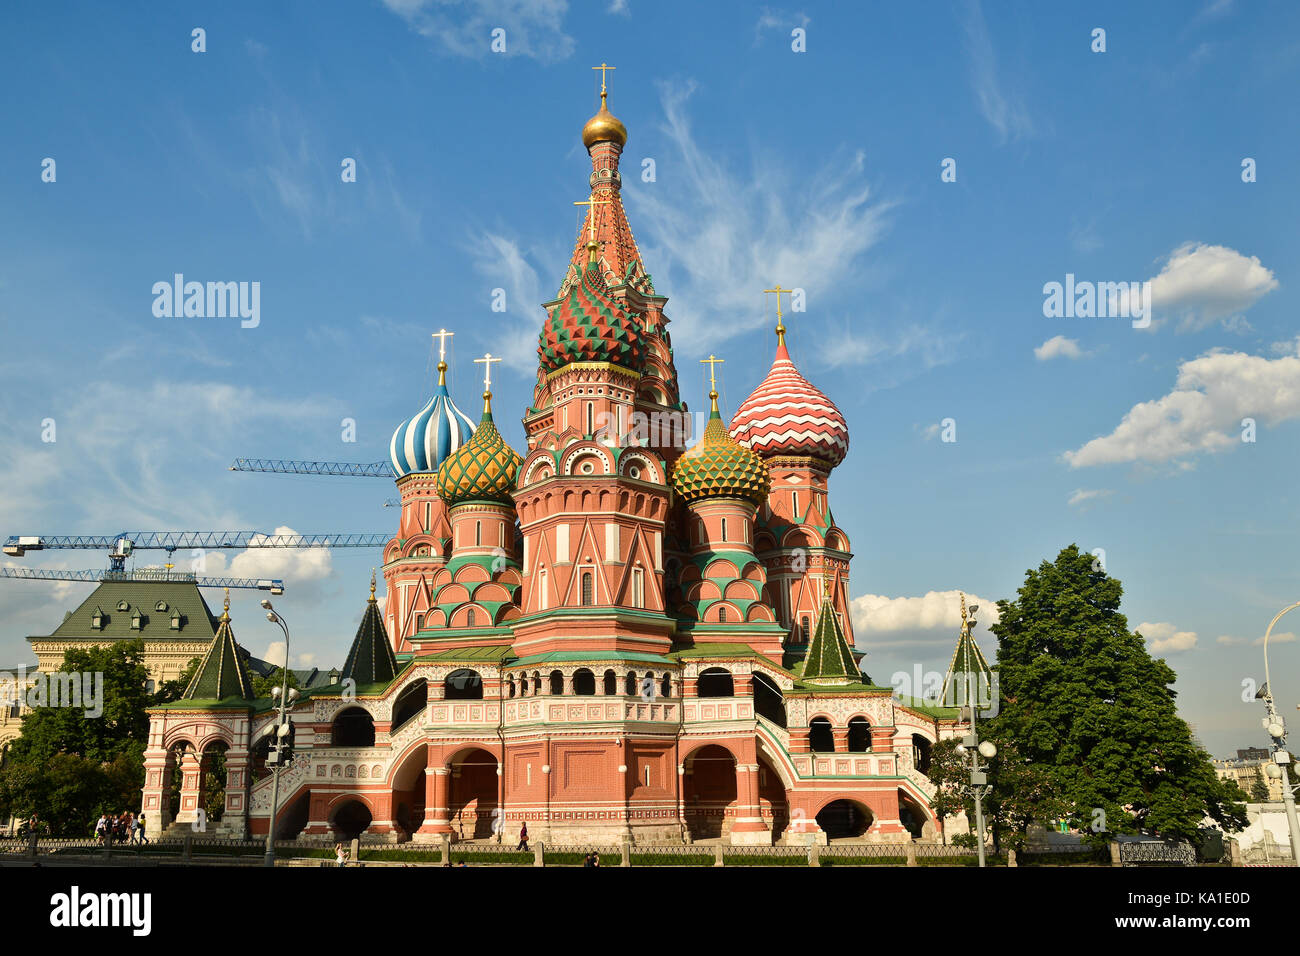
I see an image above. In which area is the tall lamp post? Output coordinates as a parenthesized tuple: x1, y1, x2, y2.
(1258, 602, 1300, 866)
(261, 599, 298, 868)
(954, 599, 997, 867)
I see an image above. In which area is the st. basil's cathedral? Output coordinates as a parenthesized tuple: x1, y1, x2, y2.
(142, 77, 962, 847)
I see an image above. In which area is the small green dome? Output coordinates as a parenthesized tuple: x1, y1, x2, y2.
(672, 402, 771, 507)
(436, 396, 523, 506)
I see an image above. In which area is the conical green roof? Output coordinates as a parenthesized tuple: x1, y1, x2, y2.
(801, 590, 858, 686)
(341, 576, 399, 685)
(940, 595, 993, 707)
(182, 596, 255, 701)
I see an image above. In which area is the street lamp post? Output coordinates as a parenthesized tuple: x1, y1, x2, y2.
(1259, 602, 1300, 867)
(955, 599, 996, 867)
(261, 599, 297, 868)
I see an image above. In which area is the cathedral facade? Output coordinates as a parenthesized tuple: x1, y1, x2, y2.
(143, 83, 958, 846)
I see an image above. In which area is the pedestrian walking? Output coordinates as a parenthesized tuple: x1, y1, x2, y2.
(335, 842, 348, 867)
(515, 821, 529, 851)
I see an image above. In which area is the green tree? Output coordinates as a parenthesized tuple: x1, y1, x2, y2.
(926, 737, 974, 843)
(1249, 767, 1271, 803)
(151, 656, 201, 704)
(252, 666, 299, 700)
(987, 545, 1247, 843)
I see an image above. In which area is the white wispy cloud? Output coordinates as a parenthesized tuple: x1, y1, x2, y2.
(625, 79, 892, 354)
(382, 0, 575, 63)
(467, 232, 547, 373)
(1034, 335, 1089, 361)
(1067, 488, 1111, 508)
(1138, 620, 1198, 654)
(959, 0, 1033, 142)
(754, 7, 810, 45)
(1064, 341, 1300, 468)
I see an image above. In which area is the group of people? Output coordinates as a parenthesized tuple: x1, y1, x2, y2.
(94, 811, 147, 846)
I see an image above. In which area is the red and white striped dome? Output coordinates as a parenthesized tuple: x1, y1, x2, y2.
(729, 337, 849, 468)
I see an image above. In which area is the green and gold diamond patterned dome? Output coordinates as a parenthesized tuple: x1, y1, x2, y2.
(436, 391, 523, 507)
(539, 241, 646, 375)
(672, 393, 771, 507)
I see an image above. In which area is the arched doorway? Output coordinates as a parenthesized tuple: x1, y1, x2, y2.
(392, 679, 428, 730)
(697, 668, 734, 697)
(448, 748, 499, 840)
(389, 745, 428, 840)
(274, 789, 309, 840)
(331, 707, 375, 747)
(816, 799, 873, 840)
(201, 741, 229, 826)
(752, 673, 786, 727)
(898, 789, 930, 840)
(331, 799, 373, 841)
(683, 745, 737, 841)
(757, 755, 789, 837)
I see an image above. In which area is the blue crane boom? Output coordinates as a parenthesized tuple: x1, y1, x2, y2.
(3, 531, 390, 570)
(229, 458, 395, 478)
(0, 567, 285, 593)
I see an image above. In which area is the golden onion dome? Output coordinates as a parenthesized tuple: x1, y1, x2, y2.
(436, 392, 522, 507)
(672, 394, 771, 508)
(582, 91, 628, 149)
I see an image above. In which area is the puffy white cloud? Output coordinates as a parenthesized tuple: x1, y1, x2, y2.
(199, 527, 334, 583)
(1146, 242, 1278, 331)
(1035, 335, 1088, 361)
(1064, 343, 1300, 467)
(1138, 621, 1198, 654)
(851, 589, 1000, 649)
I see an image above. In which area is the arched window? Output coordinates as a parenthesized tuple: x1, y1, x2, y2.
(848, 716, 872, 753)
(631, 568, 644, 608)
(625, 672, 638, 696)
(752, 672, 786, 728)
(573, 668, 595, 696)
(718, 605, 728, 623)
(549, 670, 565, 695)
(697, 668, 734, 698)
(445, 669, 483, 700)
(538, 568, 548, 610)
(720, 517, 728, 541)
(466, 607, 477, 627)
(415, 612, 425, 632)
(603, 669, 618, 696)
(809, 717, 835, 753)
(587, 402, 594, 435)
(475, 521, 482, 546)
(581, 571, 594, 606)
(792, 491, 799, 517)
(660, 673, 672, 699)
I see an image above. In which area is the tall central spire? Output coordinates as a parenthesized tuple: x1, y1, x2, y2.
(562, 64, 649, 298)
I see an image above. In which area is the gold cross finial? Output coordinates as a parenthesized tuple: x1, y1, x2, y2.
(700, 354, 724, 411)
(592, 62, 615, 94)
(474, 352, 502, 392)
(432, 328, 453, 384)
(370, 568, 377, 602)
(222, 587, 230, 620)
(763, 285, 793, 345)
(574, 195, 612, 244)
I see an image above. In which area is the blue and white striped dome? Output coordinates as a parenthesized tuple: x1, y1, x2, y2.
(389, 366, 476, 479)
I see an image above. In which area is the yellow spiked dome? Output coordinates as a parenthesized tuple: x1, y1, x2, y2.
(672, 397, 771, 507)
(436, 392, 523, 507)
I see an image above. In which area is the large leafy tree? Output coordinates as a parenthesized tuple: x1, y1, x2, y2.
(0, 641, 170, 833)
(986, 545, 1246, 843)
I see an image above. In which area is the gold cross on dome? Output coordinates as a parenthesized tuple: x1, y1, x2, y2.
(700, 354, 724, 392)
(592, 62, 616, 94)
(574, 195, 612, 242)
(431, 328, 453, 362)
(474, 352, 502, 391)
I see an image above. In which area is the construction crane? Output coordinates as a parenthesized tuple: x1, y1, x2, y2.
(228, 458, 394, 478)
(0, 567, 285, 594)
(3, 531, 390, 572)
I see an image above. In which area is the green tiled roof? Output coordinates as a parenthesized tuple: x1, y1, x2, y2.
(341, 588, 399, 685)
(416, 644, 515, 662)
(801, 594, 858, 685)
(510, 650, 671, 668)
(37, 579, 218, 641)
(182, 603, 254, 702)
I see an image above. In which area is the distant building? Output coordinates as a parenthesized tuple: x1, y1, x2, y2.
(1214, 751, 1283, 802)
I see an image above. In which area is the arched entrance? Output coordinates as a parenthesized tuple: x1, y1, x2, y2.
(816, 799, 873, 840)
(331, 799, 373, 840)
(752, 673, 786, 727)
(756, 755, 789, 836)
(683, 745, 737, 841)
(389, 744, 428, 840)
(331, 707, 375, 746)
(200, 741, 229, 826)
(448, 748, 499, 840)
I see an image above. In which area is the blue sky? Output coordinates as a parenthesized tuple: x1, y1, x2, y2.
(1, 0, 1297, 755)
